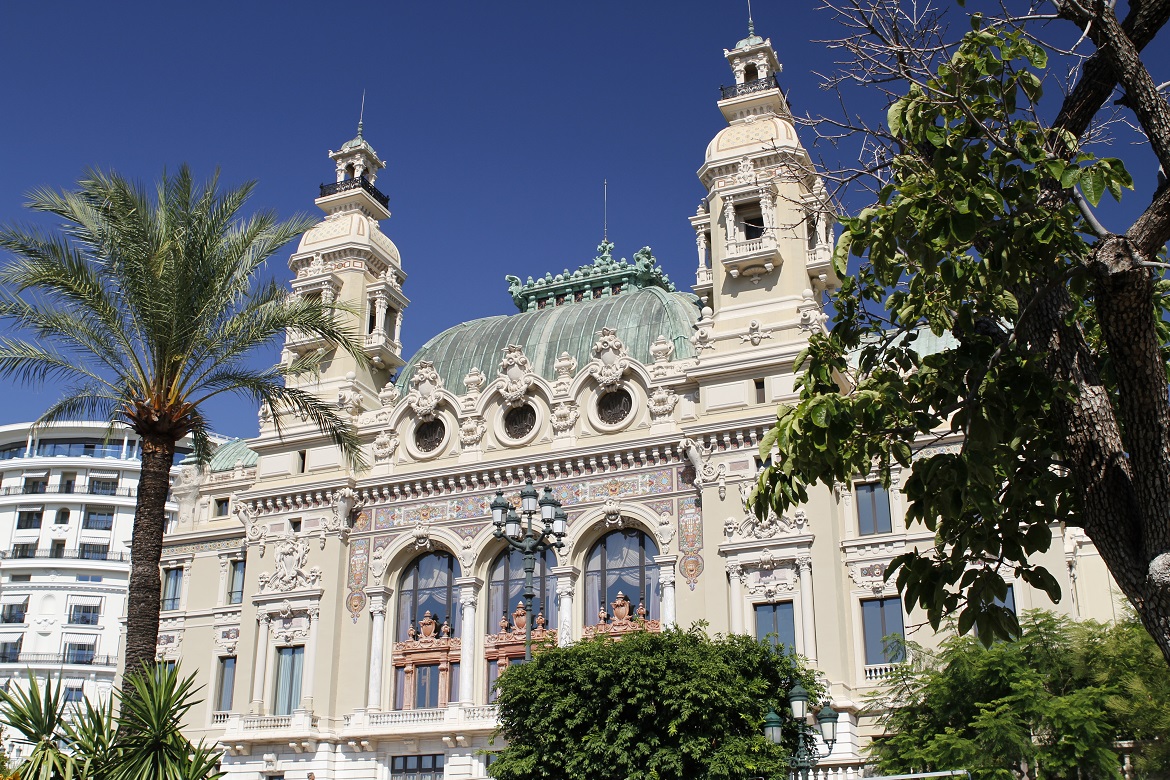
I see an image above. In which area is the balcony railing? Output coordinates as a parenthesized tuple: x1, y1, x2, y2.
(211, 712, 231, 725)
(863, 662, 901, 681)
(720, 74, 782, 100)
(0, 652, 117, 666)
(2, 548, 129, 562)
(2, 486, 135, 497)
(319, 177, 389, 209)
(369, 708, 447, 727)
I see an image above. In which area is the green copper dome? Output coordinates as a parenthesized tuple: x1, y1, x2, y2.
(208, 438, 258, 473)
(396, 286, 700, 392)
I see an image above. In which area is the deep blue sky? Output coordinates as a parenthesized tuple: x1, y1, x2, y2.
(0, 2, 1166, 439)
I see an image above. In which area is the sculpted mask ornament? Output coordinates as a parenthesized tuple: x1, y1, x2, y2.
(678, 436, 728, 496)
(459, 416, 487, 447)
(407, 360, 443, 421)
(373, 430, 399, 463)
(589, 328, 630, 389)
(741, 319, 774, 346)
(550, 402, 579, 434)
(602, 498, 624, 528)
(324, 487, 358, 545)
(412, 522, 432, 551)
(647, 387, 679, 421)
(258, 401, 273, 428)
(498, 345, 535, 407)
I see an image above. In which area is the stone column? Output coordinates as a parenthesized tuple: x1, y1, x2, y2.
(727, 562, 745, 634)
(374, 294, 388, 335)
(251, 615, 271, 713)
(654, 555, 677, 629)
(366, 588, 391, 711)
(300, 606, 320, 711)
(724, 197, 738, 253)
(550, 566, 579, 647)
(394, 311, 404, 343)
(796, 556, 818, 664)
(455, 577, 482, 705)
(695, 230, 708, 271)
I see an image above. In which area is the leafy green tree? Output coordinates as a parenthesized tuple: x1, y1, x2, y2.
(0, 666, 223, 780)
(869, 611, 1170, 779)
(750, 2, 1170, 662)
(489, 627, 821, 780)
(0, 168, 365, 671)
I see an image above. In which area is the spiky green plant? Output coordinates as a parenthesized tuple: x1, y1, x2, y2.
(0, 675, 74, 780)
(0, 167, 366, 671)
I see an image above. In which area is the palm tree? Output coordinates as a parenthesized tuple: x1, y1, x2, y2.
(0, 167, 365, 673)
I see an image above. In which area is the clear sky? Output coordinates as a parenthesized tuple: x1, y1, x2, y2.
(0, 1, 1165, 440)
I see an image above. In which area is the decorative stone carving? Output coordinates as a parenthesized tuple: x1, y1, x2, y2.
(337, 371, 364, 417)
(369, 544, 391, 581)
(171, 465, 203, 528)
(583, 592, 660, 638)
(602, 498, 623, 528)
(463, 367, 486, 398)
(553, 352, 577, 395)
(798, 289, 828, 332)
(214, 626, 240, 654)
(650, 334, 674, 364)
(459, 416, 487, 447)
(550, 402, 579, 434)
(260, 535, 321, 593)
(678, 436, 728, 496)
(407, 360, 443, 421)
(849, 561, 890, 595)
(655, 510, 676, 553)
(236, 501, 266, 556)
(258, 401, 273, 428)
(498, 345, 535, 407)
(411, 521, 432, 551)
(743, 561, 798, 601)
(379, 382, 401, 408)
(735, 155, 756, 184)
(647, 387, 679, 422)
(588, 328, 630, 389)
(739, 510, 796, 539)
(373, 430, 399, 463)
(692, 306, 716, 354)
(741, 320, 774, 346)
(325, 487, 357, 544)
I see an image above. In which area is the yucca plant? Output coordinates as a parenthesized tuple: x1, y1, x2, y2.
(0, 675, 74, 780)
(0, 167, 367, 671)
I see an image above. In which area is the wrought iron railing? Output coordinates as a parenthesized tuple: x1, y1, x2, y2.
(720, 74, 782, 100)
(2, 486, 136, 497)
(2, 548, 129, 562)
(0, 652, 117, 666)
(319, 177, 389, 209)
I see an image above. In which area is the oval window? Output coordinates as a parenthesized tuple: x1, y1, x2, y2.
(597, 389, 633, 425)
(415, 419, 446, 453)
(503, 405, 537, 440)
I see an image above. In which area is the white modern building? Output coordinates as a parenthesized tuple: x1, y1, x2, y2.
(0, 421, 188, 757)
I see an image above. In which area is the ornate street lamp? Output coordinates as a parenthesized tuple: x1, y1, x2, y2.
(764, 682, 838, 780)
(491, 479, 568, 661)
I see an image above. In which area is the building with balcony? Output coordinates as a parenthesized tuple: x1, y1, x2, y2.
(154, 25, 1126, 780)
(0, 420, 189, 759)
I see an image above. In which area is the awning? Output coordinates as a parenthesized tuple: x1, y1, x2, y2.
(87, 472, 119, 480)
(0, 595, 28, 605)
(61, 633, 97, 646)
(0, 633, 23, 644)
(68, 596, 102, 607)
(15, 505, 43, 513)
(20, 471, 47, 478)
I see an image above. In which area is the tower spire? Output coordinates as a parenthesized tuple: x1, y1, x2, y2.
(603, 178, 608, 242)
(747, 0, 754, 36)
(358, 89, 366, 139)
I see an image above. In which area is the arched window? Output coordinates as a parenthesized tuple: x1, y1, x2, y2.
(396, 551, 461, 640)
(744, 63, 759, 82)
(487, 547, 558, 631)
(344, 163, 356, 180)
(584, 529, 660, 624)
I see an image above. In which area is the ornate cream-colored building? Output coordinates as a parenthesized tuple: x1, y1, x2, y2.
(157, 28, 1124, 780)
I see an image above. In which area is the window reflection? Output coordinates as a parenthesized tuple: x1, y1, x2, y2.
(584, 529, 660, 624)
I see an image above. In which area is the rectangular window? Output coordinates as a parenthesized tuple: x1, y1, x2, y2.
(228, 560, 245, 605)
(1, 600, 28, 624)
(295, 451, 307, 474)
(0, 640, 21, 662)
(83, 508, 115, 531)
(50, 541, 65, 559)
(754, 378, 766, 404)
(754, 602, 797, 654)
(273, 646, 304, 716)
(390, 754, 445, 780)
(64, 641, 96, 664)
(216, 656, 236, 712)
(213, 498, 230, 517)
(79, 544, 109, 560)
(76, 574, 102, 583)
(415, 663, 441, 709)
(16, 510, 42, 530)
(88, 479, 118, 496)
(861, 597, 905, 666)
(54, 508, 70, 525)
(69, 604, 100, 625)
(22, 479, 47, 495)
(161, 568, 183, 611)
(64, 686, 84, 704)
(856, 482, 893, 536)
(12, 543, 37, 559)
(9, 575, 30, 583)
(59, 473, 76, 494)
(164, 512, 178, 535)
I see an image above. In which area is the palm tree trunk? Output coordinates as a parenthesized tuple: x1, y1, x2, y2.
(124, 433, 176, 674)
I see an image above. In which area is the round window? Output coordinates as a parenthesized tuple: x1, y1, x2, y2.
(503, 404, 537, 440)
(415, 419, 446, 453)
(597, 389, 633, 425)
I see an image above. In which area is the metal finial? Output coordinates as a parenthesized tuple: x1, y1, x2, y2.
(357, 89, 366, 138)
(603, 178, 608, 242)
(747, 0, 755, 35)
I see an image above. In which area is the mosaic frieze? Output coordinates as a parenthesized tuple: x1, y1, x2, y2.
(678, 496, 704, 590)
(162, 538, 244, 557)
(346, 537, 370, 623)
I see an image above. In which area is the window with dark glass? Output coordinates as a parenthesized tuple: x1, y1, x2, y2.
(755, 602, 797, 654)
(390, 754, 445, 780)
(55, 508, 70, 525)
(64, 686, 84, 704)
(584, 529, 660, 623)
(861, 597, 905, 666)
(743, 212, 766, 240)
(228, 560, 246, 605)
(83, 507, 114, 531)
(0, 443, 26, 460)
(414, 419, 445, 453)
(216, 656, 236, 712)
(0, 639, 21, 662)
(35, 439, 123, 458)
(59, 473, 76, 493)
(214, 497, 230, 517)
(64, 640, 96, 664)
(12, 543, 37, 558)
(1, 600, 28, 624)
(79, 544, 109, 560)
(503, 405, 537, 440)
(9, 575, 31, 582)
(69, 604, 100, 625)
(397, 551, 461, 639)
(161, 568, 183, 610)
(76, 574, 102, 583)
(597, 389, 633, 425)
(16, 510, 42, 530)
(273, 645, 304, 716)
(855, 482, 893, 536)
(88, 478, 118, 496)
(488, 547, 558, 631)
(22, 478, 47, 495)
(50, 541, 65, 559)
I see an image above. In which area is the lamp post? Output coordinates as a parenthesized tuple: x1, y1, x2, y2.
(764, 682, 838, 780)
(491, 479, 568, 661)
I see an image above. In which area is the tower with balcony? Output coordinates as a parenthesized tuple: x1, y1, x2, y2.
(282, 123, 409, 413)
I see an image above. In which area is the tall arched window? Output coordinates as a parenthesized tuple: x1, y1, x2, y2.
(584, 529, 660, 624)
(487, 547, 558, 631)
(744, 63, 759, 82)
(396, 551, 461, 640)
